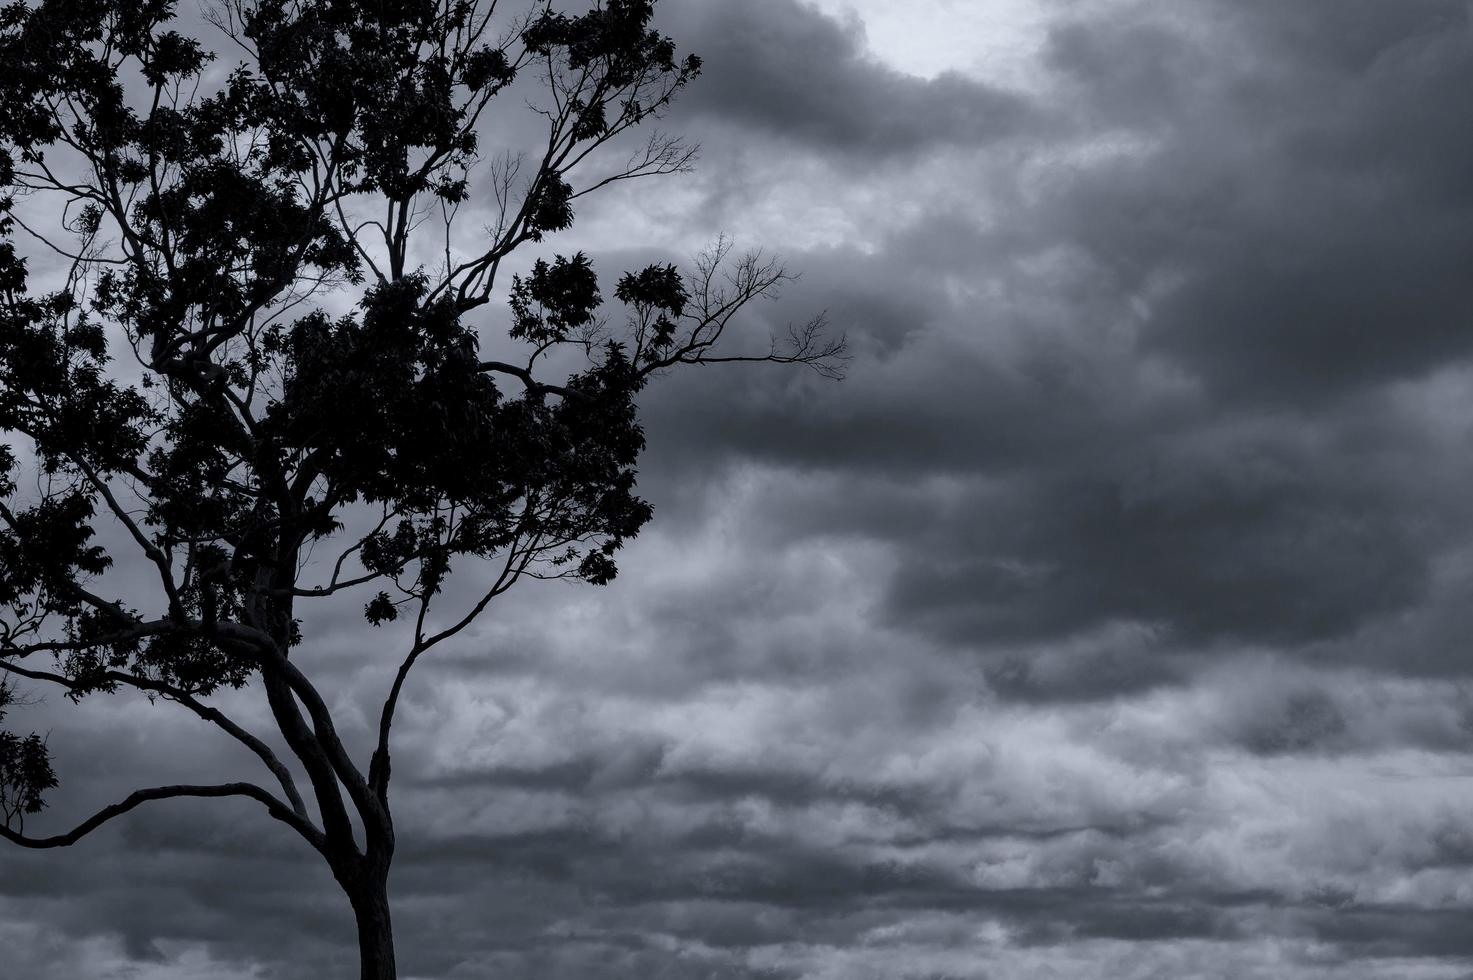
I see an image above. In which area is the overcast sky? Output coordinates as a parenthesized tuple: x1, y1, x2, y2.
(7, 1, 1473, 978)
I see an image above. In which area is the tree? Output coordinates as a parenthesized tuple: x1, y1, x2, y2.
(0, 1, 843, 976)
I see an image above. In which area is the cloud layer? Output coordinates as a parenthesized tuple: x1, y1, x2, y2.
(6, 1, 1473, 978)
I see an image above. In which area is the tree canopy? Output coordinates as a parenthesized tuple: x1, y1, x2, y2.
(0, 0, 841, 975)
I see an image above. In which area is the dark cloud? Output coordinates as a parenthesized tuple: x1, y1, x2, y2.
(662, 0, 1036, 158)
(884, 447, 1433, 646)
(1042, 1, 1473, 405)
(1232, 689, 1349, 755)
(635, 0, 1473, 659)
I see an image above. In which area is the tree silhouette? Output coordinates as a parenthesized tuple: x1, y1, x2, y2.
(0, 1, 843, 975)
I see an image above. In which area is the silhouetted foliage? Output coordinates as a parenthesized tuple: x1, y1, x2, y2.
(0, 1, 842, 976)
(0, 681, 57, 832)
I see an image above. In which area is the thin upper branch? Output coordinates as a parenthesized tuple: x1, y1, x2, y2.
(369, 531, 533, 799)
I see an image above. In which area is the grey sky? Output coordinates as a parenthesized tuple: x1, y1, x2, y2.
(5, 1, 1473, 978)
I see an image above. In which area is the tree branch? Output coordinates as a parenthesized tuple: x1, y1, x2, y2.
(369, 534, 532, 799)
(0, 782, 324, 852)
(477, 360, 592, 403)
(0, 658, 310, 822)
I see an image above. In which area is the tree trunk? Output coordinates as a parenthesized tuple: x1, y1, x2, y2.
(350, 877, 397, 980)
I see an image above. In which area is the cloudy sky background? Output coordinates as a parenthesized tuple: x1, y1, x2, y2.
(7, 0, 1473, 977)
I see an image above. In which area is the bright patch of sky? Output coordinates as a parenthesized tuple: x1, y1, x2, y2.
(801, 0, 1057, 88)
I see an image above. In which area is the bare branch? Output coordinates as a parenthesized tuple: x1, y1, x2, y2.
(477, 360, 593, 402)
(370, 534, 533, 799)
(0, 659, 309, 821)
(0, 783, 324, 852)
